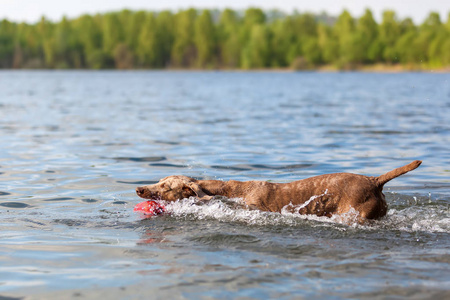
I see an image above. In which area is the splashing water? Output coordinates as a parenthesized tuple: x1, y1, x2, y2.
(280, 189, 329, 214)
(156, 195, 449, 233)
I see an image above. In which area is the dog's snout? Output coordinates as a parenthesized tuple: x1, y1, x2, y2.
(136, 187, 145, 195)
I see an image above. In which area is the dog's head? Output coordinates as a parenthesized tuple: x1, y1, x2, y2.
(136, 175, 211, 201)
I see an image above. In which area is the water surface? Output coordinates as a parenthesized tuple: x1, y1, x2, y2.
(0, 71, 449, 299)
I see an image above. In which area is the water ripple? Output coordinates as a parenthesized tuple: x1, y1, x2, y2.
(112, 156, 167, 162)
(0, 202, 31, 208)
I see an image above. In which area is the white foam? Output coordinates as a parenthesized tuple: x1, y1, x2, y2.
(281, 189, 329, 215)
(387, 206, 450, 233)
(162, 196, 450, 233)
(163, 196, 359, 227)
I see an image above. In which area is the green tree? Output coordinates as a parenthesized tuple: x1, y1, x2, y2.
(13, 23, 27, 68)
(241, 24, 271, 69)
(35, 16, 55, 68)
(155, 11, 175, 68)
(171, 8, 197, 67)
(243, 8, 266, 27)
(334, 10, 358, 68)
(102, 13, 123, 56)
(136, 12, 158, 67)
(393, 18, 417, 66)
(395, 29, 419, 65)
(420, 12, 445, 66)
(318, 23, 338, 64)
(125, 11, 146, 51)
(441, 13, 450, 66)
(284, 13, 319, 67)
(0, 7, 449, 70)
(428, 31, 447, 67)
(0, 19, 15, 68)
(379, 11, 401, 63)
(218, 9, 241, 68)
(53, 16, 83, 68)
(194, 10, 217, 68)
(240, 8, 266, 66)
(270, 18, 293, 67)
(297, 13, 321, 66)
(302, 37, 321, 66)
(240, 8, 268, 69)
(73, 14, 103, 68)
(355, 9, 379, 63)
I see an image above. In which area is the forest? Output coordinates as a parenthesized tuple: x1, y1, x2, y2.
(0, 8, 449, 70)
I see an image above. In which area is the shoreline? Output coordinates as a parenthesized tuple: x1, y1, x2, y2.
(1, 64, 449, 73)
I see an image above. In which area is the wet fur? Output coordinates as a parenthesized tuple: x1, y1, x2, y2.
(136, 161, 422, 221)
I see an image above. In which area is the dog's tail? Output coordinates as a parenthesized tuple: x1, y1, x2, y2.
(376, 160, 422, 187)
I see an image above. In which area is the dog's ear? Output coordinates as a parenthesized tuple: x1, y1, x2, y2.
(187, 182, 213, 201)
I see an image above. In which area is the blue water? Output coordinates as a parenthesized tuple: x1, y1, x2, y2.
(0, 71, 449, 299)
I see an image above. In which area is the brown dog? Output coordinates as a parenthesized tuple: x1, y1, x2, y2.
(136, 160, 422, 220)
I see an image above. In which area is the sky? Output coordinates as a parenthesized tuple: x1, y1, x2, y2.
(1, 0, 449, 24)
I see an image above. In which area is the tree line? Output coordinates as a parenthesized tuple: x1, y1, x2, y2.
(1, 8, 449, 70)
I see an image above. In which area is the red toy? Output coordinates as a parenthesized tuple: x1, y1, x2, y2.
(134, 200, 165, 216)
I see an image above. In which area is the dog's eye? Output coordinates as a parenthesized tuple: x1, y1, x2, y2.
(161, 183, 172, 191)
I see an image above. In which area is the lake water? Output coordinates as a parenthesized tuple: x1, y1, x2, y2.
(0, 71, 449, 299)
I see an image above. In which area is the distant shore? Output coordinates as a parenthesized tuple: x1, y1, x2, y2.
(3, 8, 449, 72)
(350, 64, 450, 73)
(225, 64, 450, 73)
(3, 64, 449, 73)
